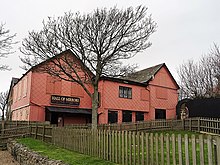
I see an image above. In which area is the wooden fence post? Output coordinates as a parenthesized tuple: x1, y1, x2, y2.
(1, 120, 5, 136)
(216, 136, 220, 165)
(218, 119, 220, 135)
(172, 134, 176, 165)
(182, 119, 185, 130)
(198, 118, 200, 132)
(184, 134, 190, 165)
(35, 125, 38, 139)
(171, 119, 173, 130)
(42, 125, 45, 141)
(199, 135, 204, 165)
(189, 118, 192, 131)
(166, 134, 170, 165)
(191, 135, 197, 165)
(178, 134, 183, 165)
(30, 125, 32, 137)
(207, 135, 213, 165)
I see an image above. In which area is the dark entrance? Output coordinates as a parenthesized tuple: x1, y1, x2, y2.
(155, 109, 166, 119)
(45, 109, 59, 125)
(51, 112, 59, 125)
(122, 110, 132, 122)
(45, 107, 92, 126)
(108, 111, 118, 123)
(136, 112, 144, 121)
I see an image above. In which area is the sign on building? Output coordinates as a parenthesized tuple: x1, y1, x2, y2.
(51, 95, 80, 106)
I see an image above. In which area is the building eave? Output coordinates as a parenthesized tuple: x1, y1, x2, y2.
(100, 76, 148, 87)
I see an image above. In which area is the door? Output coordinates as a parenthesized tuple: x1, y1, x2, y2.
(51, 112, 59, 125)
(108, 111, 118, 123)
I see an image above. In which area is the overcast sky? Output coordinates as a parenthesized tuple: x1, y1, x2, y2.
(0, 0, 220, 92)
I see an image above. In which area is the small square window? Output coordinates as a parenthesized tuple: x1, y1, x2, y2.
(119, 86, 132, 99)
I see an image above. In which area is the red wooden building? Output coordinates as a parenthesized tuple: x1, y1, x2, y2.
(7, 50, 179, 125)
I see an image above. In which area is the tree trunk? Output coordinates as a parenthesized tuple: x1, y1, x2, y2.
(2, 109, 4, 121)
(91, 84, 99, 129)
(1, 105, 5, 121)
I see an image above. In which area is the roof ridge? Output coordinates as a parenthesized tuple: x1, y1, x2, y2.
(134, 63, 165, 73)
(123, 63, 166, 84)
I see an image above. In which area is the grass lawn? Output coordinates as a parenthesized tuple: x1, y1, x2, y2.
(17, 131, 213, 165)
(17, 138, 117, 165)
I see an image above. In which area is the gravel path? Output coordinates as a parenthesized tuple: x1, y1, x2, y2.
(0, 150, 19, 165)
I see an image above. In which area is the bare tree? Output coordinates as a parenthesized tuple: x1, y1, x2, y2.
(0, 23, 17, 70)
(20, 6, 157, 129)
(178, 44, 220, 99)
(0, 91, 8, 120)
(178, 60, 203, 99)
(209, 43, 220, 93)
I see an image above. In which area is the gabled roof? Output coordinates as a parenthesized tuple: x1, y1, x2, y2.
(10, 77, 19, 86)
(13, 49, 94, 87)
(100, 76, 148, 87)
(125, 63, 164, 83)
(6, 77, 19, 103)
(30, 49, 94, 77)
(11, 50, 179, 89)
(124, 63, 179, 89)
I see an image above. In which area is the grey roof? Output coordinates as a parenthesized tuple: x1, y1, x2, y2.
(6, 77, 19, 103)
(11, 77, 19, 86)
(124, 63, 165, 83)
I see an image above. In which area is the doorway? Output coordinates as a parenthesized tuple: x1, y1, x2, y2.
(108, 111, 118, 123)
(51, 112, 59, 125)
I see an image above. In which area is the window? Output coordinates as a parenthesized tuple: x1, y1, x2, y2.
(155, 109, 166, 119)
(136, 112, 144, 121)
(108, 111, 118, 123)
(119, 86, 132, 99)
(122, 110, 132, 122)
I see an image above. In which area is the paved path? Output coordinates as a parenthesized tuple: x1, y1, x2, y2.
(0, 151, 19, 165)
